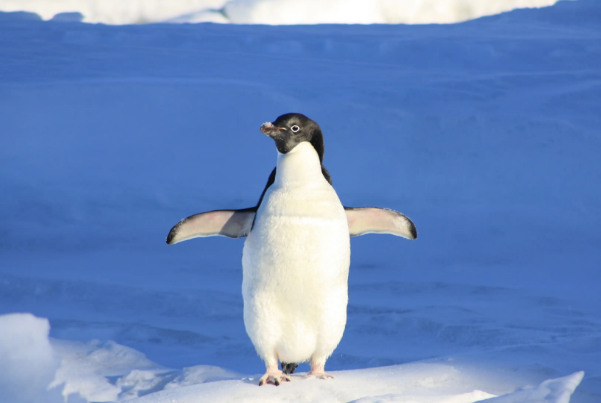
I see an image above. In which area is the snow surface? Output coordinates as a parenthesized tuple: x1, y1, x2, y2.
(0, 0, 229, 24)
(0, 314, 62, 403)
(223, 0, 561, 25)
(0, 313, 586, 403)
(0, 0, 561, 24)
(1, 0, 600, 402)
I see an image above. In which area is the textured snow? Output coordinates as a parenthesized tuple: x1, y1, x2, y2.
(0, 314, 62, 403)
(125, 367, 584, 403)
(0, 0, 600, 402)
(0, 0, 561, 24)
(223, 0, 560, 25)
(0, 315, 585, 403)
(0, 0, 229, 24)
(483, 372, 584, 403)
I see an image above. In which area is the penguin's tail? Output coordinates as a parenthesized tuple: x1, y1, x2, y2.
(281, 362, 299, 375)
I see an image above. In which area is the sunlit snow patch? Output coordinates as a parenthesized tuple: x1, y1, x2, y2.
(0, 0, 230, 24)
(223, 0, 561, 25)
(0, 0, 561, 24)
(125, 364, 585, 403)
(51, 339, 241, 401)
(0, 313, 241, 403)
(0, 313, 586, 402)
(51, 339, 165, 402)
(482, 371, 585, 403)
(0, 314, 62, 403)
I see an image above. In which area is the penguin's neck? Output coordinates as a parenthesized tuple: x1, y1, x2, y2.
(275, 142, 323, 187)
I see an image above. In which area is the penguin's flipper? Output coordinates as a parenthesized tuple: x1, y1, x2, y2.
(345, 207, 417, 240)
(167, 208, 256, 245)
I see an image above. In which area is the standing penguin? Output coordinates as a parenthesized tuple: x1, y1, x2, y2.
(167, 113, 417, 386)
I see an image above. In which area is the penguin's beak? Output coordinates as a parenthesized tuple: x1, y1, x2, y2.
(261, 122, 286, 137)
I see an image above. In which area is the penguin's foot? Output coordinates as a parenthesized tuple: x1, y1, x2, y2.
(307, 365, 334, 380)
(307, 372, 334, 380)
(258, 366, 291, 386)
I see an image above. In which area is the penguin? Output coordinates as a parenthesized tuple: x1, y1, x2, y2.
(167, 113, 417, 386)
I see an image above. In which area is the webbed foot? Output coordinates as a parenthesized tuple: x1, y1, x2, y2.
(307, 364, 334, 380)
(258, 367, 291, 386)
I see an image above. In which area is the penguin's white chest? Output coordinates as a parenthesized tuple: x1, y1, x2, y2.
(241, 142, 350, 364)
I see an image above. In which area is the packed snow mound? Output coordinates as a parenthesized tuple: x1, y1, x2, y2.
(0, 0, 561, 24)
(0, 314, 586, 403)
(52, 339, 165, 402)
(0, 315, 242, 403)
(0, 314, 62, 403)
(54, 338, 242, 402)
(483, 372, 584, 403)
(127, 366, 584, 403)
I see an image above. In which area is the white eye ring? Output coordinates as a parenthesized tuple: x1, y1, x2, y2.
(290, 125, 300, 133)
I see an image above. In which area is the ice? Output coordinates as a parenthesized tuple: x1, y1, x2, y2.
(483, 372, 585, 403)
(224, 0, 560, 25)
(0, 0, 561, 24)
(122, 364, 584, 403)
(0, 0, 600, 402)
(0, 315, 585, 402)
(51, 339, 163, 402)
(0, 314, 62, 403)
(0, 0, 230, 24)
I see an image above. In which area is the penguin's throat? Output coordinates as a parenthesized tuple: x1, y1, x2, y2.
(275, 142, 323, 186)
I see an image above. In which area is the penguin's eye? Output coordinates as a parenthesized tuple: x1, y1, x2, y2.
(290, 125, 300, 133)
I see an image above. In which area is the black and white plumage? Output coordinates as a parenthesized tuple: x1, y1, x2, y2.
(167, 113, 417, 386)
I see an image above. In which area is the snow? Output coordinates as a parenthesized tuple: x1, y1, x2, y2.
(1, 0, 600, 402)
(125, 366, 583, 403)
(0, 0, 561, 24)
(0, 315, 585, 403)
(0, 314, 62, 403)
(223, 0, 561, 25)
(0, 0, 229, 24)
(51, 339, 163, 402)
(484, 372, 584, 403)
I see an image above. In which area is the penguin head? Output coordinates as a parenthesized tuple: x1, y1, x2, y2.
(260, 113, 325, 162)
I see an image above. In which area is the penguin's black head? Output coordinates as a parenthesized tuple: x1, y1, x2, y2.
(260, 113, 325, 162)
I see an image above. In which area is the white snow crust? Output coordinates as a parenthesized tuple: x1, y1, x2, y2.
(0, 0, 561, 24)
(0, 314, 62, 403)
(0, 0, 600, 402)
(224, 0, 560, 25)
(0, 314, 586, 402)
(127, 366, 584, 403)
(0, 0, 229, 24)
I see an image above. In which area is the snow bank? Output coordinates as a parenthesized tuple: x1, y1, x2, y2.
(125, 364, 584, 403)
(0, 0, 561, 24)
(0, 313, 585, 403)
(224, 0, 560, 25)
(0, 314, 62, 403)
(0, 316, 239, 403)
(0, 0, 229, 24)
(483, 371, 584, 403)
(52, 338, 241, 402)
(52, 339, 165, 402)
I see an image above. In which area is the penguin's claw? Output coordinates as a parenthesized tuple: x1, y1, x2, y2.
(258, 372, 291, 386)
(306, 371, 334, 380)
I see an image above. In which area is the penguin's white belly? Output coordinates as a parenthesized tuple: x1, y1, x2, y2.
(242, 183, 350, 364)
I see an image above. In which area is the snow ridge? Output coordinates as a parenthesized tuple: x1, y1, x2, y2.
(0, 0, 561, 25)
